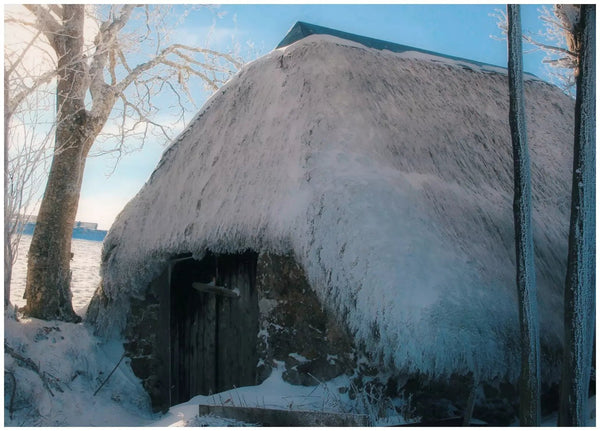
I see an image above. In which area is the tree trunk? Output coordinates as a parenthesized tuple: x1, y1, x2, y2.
(22, 5, 89, 323)
(22, 140, 88, 322)
(558, 4, 596, 426)
(506, 5, 541, 426)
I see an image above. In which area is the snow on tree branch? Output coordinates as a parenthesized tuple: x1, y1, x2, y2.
(88, 5, 136, 102)
(22, 4, 62, 53)
(491, 5, 581, 93)
(9, 4, 246, 156)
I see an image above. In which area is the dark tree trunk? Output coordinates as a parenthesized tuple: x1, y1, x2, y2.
(506, 4, 541, 426)
(22, 5, 90, 322)
(558, 4, 596, 426)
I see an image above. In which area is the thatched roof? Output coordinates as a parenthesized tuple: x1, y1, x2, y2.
(90, 33, 574, 382)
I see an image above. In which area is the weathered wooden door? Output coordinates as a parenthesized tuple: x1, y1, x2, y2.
(169, 251, 258, 406)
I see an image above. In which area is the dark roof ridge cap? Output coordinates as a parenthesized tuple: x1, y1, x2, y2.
(277, 21, 539, 79)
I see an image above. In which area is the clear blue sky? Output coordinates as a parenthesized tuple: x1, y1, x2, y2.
(78, 4, 557, 230)
(222, 4, 550, 74)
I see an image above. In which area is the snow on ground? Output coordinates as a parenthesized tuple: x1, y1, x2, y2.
(4, 315, 154, 426)
(6, 239, 151, 426)
(4, 305, 596, 427)
(4, 303, 595, 427)
(152, 361, 408, 427)
(4, 314, 407, 426)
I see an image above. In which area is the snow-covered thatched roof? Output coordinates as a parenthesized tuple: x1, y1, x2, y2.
(92, 33, 574, 382)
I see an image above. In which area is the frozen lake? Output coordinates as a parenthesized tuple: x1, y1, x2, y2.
(9, 235, 103, 315)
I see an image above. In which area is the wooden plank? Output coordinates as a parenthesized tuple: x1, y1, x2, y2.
(394, 416, 475, 427)
(216, 294, 230, 391)
(184, 299, 191, 403)
(241, 257, 259, 387)
(235, 265, 255, 386)
(190, 301, 198, 398)
(170, 302, 179, 405)
(197, 404, 371, 427)
(192, 282, 239, 298)
(203, 293, 217, 394)
(170, 278, 184, 405)
(224, 271, 237, 389)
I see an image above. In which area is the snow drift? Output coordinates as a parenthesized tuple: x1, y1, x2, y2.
(90, 35, 574, 383)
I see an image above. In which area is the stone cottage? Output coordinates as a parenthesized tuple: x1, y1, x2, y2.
(87, 23, 575, 422)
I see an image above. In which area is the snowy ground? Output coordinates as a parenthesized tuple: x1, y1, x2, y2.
(6, 310, 388, 426)
(4, 315, 154, 426)
(4, 315, 404, 427)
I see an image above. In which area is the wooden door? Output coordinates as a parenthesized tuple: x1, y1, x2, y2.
(169, 252, 258, 406)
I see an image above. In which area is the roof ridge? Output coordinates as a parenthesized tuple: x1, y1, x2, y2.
(276, 21, 537, 78)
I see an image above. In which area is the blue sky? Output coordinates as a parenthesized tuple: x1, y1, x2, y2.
(78, 4, 557, 230)
(222, 4, 550, 74)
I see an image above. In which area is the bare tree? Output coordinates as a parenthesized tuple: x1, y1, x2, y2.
(12, 5, 243, 322)
(506, 5, 541, 426)
(4, 95, 55, 311)
(558, 4, 595, 426)
(4, 15, 57, 312)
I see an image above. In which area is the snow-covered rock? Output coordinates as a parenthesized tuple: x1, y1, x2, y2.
(89, 34, 574, 385)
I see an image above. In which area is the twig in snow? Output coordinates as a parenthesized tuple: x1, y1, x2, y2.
(43, 370, 64, 393)
(93, 353, 125, 396)
(4, 341, 56, 396)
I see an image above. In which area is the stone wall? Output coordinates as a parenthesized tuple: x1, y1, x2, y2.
(122, 266, 170, 413)
(255, 253, 356, 386)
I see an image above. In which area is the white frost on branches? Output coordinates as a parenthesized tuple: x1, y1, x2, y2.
(491, 5, 581, 93)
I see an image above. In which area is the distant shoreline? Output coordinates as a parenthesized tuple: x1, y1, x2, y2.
(20, 223, 107, 242)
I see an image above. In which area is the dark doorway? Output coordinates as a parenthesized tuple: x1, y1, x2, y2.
(169, 251, 259, 406)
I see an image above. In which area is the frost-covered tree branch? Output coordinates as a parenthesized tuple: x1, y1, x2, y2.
(80, 5, 244, 156)
(4, 8, 59, 310)
(4, 87, 55, 310)
(492, 5, 581, 93)
(22, 4, 62, 51)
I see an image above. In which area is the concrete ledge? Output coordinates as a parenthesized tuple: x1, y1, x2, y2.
(198, 404, 371, 426)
